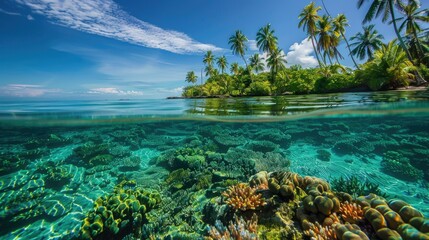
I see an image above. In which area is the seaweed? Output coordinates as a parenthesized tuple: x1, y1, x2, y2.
(330, 175, 388, 198)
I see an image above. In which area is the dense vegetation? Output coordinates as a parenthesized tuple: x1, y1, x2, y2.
(183, 0, 428, 97)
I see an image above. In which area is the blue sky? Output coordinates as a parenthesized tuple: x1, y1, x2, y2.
(0, 0, 427, 99)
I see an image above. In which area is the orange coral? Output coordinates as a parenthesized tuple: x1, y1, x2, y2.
(339, 201, 364, 224)
(303, 222, 337, 240)
(222, 183, 266, 211)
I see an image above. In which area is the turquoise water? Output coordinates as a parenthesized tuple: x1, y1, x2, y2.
(1, 91, 429, 239)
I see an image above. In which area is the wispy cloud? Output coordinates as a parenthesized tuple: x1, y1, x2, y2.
(0, 8, 21, 16)
(54, 45, 191, 84)
(88, 87, 144, 96)
(248, 40, 259, 51)
(285, 38, 318, 68)
(27, 14, 34, 20)
(0, 84, 61, 97)
(14, 0, 221, 54)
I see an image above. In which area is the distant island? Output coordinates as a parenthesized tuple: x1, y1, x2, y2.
(181, 2, 428, 98)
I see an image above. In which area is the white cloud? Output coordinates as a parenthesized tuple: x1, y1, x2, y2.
(0, 8, 21, 16)
(0, 84, 61, 97)
(27, 14, 34, 20)
(285, 38, 318, 68)
(88, 87, 144, 96)
(14, 0, 221, 54)
(248, 40, 258, 51)
(156, 87, 184, 94)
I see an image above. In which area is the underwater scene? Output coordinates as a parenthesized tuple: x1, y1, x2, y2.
(1, 91, 429, 240)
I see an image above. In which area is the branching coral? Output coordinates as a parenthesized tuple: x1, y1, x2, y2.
(222, 183, 266, 211)
(303, 222, 337, 240)
(207, 214, 258, 240)
(339, 202, 364, 224)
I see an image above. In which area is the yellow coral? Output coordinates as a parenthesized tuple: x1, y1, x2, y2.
(222, 183, 266, 211)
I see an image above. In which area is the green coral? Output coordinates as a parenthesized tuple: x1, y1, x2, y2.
(156, 147, 208, 170)
(36, 161, 73, 189)
(72, 143, 114, 167)
(79, 181, 161, 240)
(330, 175, 387, 198)
(381, 151, 423, 181)
(165, 168, 191, 190)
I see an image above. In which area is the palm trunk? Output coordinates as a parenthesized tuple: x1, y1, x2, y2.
(412, 28, 425, 62)
(388, 0, 426, 84)
(310, 36, 323, 67)
(341, 32, 360, 69)
(242, 55, 253, 83)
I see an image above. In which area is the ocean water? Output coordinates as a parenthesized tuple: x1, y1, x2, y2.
(0, 91, 428, 239)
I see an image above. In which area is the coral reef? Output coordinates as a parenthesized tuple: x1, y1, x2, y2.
(79, 181, 161, 240)
(381, 151, 423, 181)
(339, 202, 364, 224)
(330, 175, 388, 198)
(222, 183, 266, 211)
(207, 214, 259, 240)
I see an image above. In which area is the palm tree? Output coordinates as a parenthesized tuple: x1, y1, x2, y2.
(332, 14, 360, 69)
(266, 48, 287, 85)
(256, 24, 278, 54)
(357, 0, 414, 63)
(315, 15, 334, 64)
(203, 50, 214, 66)
(204, 65, 216, 77)
(350, 24, 385, 60)
(203, 51, 215, 77)
(394, 1, 429, 62)
(185, 71, 198, 84)
(249, 54, 265, 73)
(299, 2, 323, 67)
(216, 56, 228, 74)
(228, 30, 249, 67)
(358, 40, 415, 90)
(230, 62, 240, 76)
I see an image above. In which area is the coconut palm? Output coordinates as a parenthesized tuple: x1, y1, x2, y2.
(350, 24, 385, 60)
(299, 2, 323, 67)
(266, 48, 287, 85)
(203, 51, 214, 67)
(230, 62, 240, 76)
(249, 54, 265, 73)
(357, 0, 414, 62)
(203, 51, 215, 77)
(185, 71, 198, 84)
(256, 24, 278, 54)
(204, 65, 217, 77)
(357, 40, 415, 90)
(394, 1, 429, 61)
(216, 56, 228, 74)
(228, 30, 249, 67)
(315, 15, 334, 64)
(332, 14, 360, 69)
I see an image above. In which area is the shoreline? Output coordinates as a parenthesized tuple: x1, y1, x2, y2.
(167, 85, 428, 99)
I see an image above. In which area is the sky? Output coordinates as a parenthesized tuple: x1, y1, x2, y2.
(0, 0, 427, 100)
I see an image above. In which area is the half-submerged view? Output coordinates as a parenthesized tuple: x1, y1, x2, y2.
(1, 1, 429, 240)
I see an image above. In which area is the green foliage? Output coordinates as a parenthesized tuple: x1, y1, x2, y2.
(356, 41, 415, 90)
(278, 68, 318, 94)
(182, 85, 202, 97)
(331, 175, 387, 198)
(248, 80, 271, 96)
(315, 73, 360, 92)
